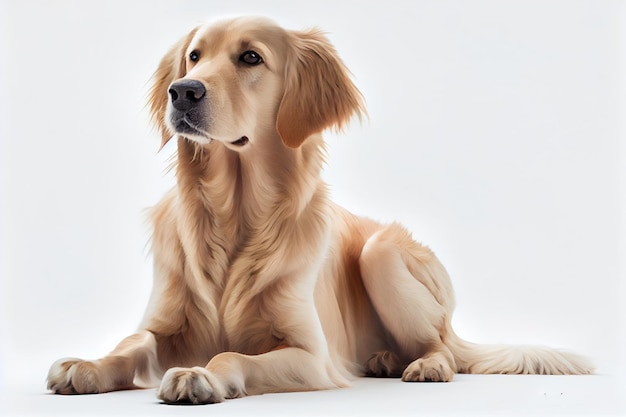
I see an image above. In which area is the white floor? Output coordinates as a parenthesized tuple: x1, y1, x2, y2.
(2, 374, 624, 417)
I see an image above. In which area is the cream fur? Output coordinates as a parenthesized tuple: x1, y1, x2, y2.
(47, 16, 592, 404)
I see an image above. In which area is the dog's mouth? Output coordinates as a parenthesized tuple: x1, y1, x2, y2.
(171, 116, 215, 145)
(171, 115, 249, 148)
(173, 117, 208, 138)
(230, 136, 249, 147)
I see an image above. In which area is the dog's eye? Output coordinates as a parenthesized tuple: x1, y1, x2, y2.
(189, 50, 200, 62)
(239, 50, 263, 66)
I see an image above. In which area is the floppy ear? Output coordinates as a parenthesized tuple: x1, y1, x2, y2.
(277, 30, 366, 148)
(148, 27, 198, 149)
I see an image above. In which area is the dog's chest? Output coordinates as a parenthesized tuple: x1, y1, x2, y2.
(218, 284, 285, 355)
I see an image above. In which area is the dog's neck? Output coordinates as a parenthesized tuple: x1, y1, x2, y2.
(174, 134, 328, 256)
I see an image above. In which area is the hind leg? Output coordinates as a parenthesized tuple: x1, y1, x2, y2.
(359, 223, 457, 382)
(365, 351, 405, 378)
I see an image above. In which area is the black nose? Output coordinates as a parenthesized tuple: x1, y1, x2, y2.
(168, 79, 206, 111)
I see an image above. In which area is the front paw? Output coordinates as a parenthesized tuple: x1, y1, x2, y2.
(47, 358, 101, 394)
(157, 367, 227, 405)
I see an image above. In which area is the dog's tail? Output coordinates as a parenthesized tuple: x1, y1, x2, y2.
(445, 330, 593, 375)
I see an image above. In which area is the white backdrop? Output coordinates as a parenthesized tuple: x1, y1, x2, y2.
(0, 0, 624, 403)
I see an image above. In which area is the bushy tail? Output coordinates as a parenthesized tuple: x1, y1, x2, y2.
(446, 331, 593, 375)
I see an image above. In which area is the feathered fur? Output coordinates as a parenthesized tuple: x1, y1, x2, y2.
(47, 16, 592, 405)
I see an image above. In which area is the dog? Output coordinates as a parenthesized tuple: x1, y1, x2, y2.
(47, 16, 592, 404)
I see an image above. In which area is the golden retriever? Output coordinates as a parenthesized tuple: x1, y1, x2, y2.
(47, 16, 592, 404)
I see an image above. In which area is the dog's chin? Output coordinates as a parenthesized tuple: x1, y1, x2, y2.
(196, 135, 250, 150)
(168, 121, 250, 149)
(177, 132, 251, 150)
(180, 133, 214, 146)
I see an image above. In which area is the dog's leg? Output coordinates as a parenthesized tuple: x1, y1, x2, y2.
(47, 330, 161, 394)
(157, 348, 343, 404)
(364, 351, 405, 377)
(359, 223, 458, 382)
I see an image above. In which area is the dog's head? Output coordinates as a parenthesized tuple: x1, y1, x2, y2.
(148, 17, 365, 150)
